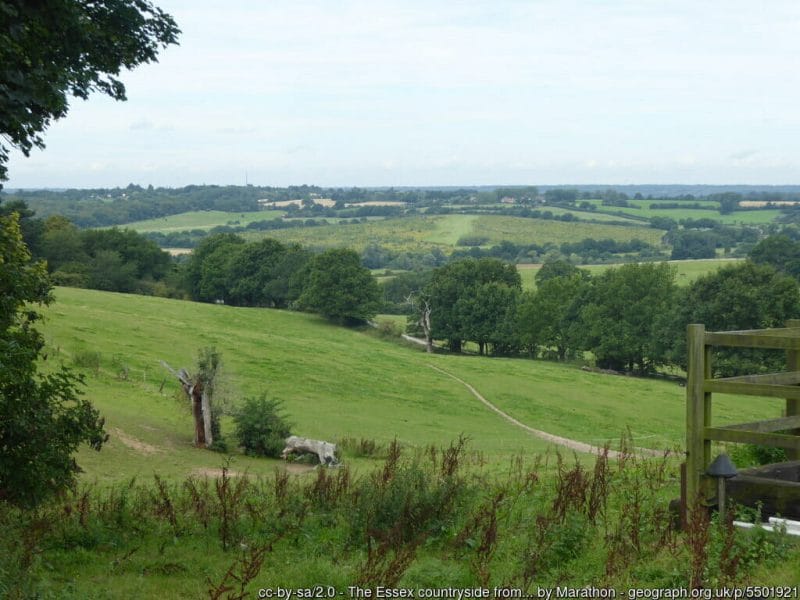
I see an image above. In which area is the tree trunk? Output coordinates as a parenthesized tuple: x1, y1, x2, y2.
(417, 299, 433, 354)
(201, 386, 213, 447)
(162, 361, 213, 449)
(191, 382, 206, 447)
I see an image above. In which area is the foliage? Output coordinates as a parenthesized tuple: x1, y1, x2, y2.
(730, 444, 787, 468)
(580, 262, 678, 373)
(232, 395, 291, 458)
(425, 258, 521, 353)
(0, 213, 106, 507)
(0, 0, 179, 182)
(518, 273, 588, 360)
(534, 260, 586, 285)
(749, 235, 800, 280)
(297, 248, 381, 324)
(665, 262, 800, 375)
(185, 233, 311, 308)
(670, 230, 717, 260)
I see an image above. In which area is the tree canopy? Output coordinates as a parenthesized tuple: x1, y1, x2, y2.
(425, 258, 521, 353)
(0, 213, 107, 506)
(298, 248, 381, 324)
(580, 262, 677, 373)
(665, 262, 800, 376)
(0, 0, 180, 182)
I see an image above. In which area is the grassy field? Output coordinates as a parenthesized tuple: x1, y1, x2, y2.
(118, 209, 285, 233)
(585, 199, 784, 225)
(517, 258, 744, 290)
(15, 287, 799, 596)
(253, 214, 664, 253)
(39, 286, 780, 487)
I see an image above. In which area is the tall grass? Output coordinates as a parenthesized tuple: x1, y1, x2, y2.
(1, 439, 795, 598)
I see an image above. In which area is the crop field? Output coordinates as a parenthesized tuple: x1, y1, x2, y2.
(584, 199, 784, 225)
(470, 215, 664, 246)
(252, 214, 664, 253)
(39, 287, 777, 486)
(528, 205, 645, 224)
(118, 209, 285, 233)
(517, 258, 744, 290)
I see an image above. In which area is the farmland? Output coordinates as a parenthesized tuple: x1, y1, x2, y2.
(517, 258, 745, 290)
(585, 199, 784, 225)
(119, 209, 285, 233)
(249, 214, 664, 253)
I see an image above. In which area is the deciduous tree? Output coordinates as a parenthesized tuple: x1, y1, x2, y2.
(0, 213, 107, 507)
(298, 248, 381, 324)
(0, 0, 179, 182)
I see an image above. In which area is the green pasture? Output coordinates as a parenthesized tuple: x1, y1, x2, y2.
(41, 288, 547, 484)
(470, 215, 664, 246)
(532, 205, 645, 224)
(584, 199, 783, 225)
(517, 258, 744, 290)
(430, 353, 781, 451)
(246, 214, 663, 253)
(118, 209, 285, 233)
(38, 287, 778, 486)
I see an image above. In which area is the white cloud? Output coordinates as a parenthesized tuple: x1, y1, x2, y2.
(6, 0, 800, 187)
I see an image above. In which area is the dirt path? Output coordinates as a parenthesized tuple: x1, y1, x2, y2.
(428, 365, 665, 459)
(112, 427, 162, 455)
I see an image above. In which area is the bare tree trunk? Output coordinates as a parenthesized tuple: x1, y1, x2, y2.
(201, 386, 213, 447)
(162, 361, 213, 448)
(420, 301, 433, 354)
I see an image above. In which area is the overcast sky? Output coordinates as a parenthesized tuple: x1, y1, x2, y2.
(6, 0, 800, 188)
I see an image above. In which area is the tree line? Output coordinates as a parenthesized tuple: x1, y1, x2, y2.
(410, 241, 800, 376)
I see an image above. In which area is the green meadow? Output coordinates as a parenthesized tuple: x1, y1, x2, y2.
(585, 199, 784, 225)
(254, 214, 664, 253)
(39, 286, 779, 486)
(517, 258, 744, 290)
(11, 288, 796, 597)
(118, 209, 285, 233)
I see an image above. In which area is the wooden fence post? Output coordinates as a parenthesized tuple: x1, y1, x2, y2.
(686, 324, 710, 510)
(787, 319, 800, 461)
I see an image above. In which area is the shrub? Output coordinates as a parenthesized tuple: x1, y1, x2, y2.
(73, 349, 101, 375)
(232, 395, 291, 457)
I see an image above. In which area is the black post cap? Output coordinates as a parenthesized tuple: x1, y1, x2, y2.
(707, 453, 738, 479)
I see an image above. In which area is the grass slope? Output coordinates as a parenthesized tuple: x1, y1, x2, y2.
(42, 288, 547, 483)
(39, 288, 780, 485)
(118, 210, 284, 233)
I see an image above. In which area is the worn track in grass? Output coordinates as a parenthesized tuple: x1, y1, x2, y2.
(428, 364, 666, 459)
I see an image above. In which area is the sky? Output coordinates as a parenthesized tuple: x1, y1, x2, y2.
(6, 0, 800, 188)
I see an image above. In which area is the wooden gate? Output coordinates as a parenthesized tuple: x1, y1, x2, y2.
(685, 320, 800, 509)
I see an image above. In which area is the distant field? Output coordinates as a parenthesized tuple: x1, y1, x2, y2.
(470, 215, 664, 246)
(253, 214, 663, 253)
(585, 199, 783, 225)
(119, 210, 285, 233)
(38, 287, 779, 485)
(517, 258, 744, 290)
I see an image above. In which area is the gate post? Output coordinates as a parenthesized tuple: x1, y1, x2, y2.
(686, 324, 711, 509)
(787, 319, 800, 461)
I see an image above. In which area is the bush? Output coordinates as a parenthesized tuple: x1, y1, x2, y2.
(232, 395, 291, 457)
(73, 349, 101, 375)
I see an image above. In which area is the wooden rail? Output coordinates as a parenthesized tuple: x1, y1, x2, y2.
(685, 320, 800, 511)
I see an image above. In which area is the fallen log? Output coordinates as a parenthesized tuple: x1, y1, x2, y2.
(281, 436, 339, 466)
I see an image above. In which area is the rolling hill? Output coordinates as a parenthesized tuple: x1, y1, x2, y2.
(40, 288, 781, 484)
